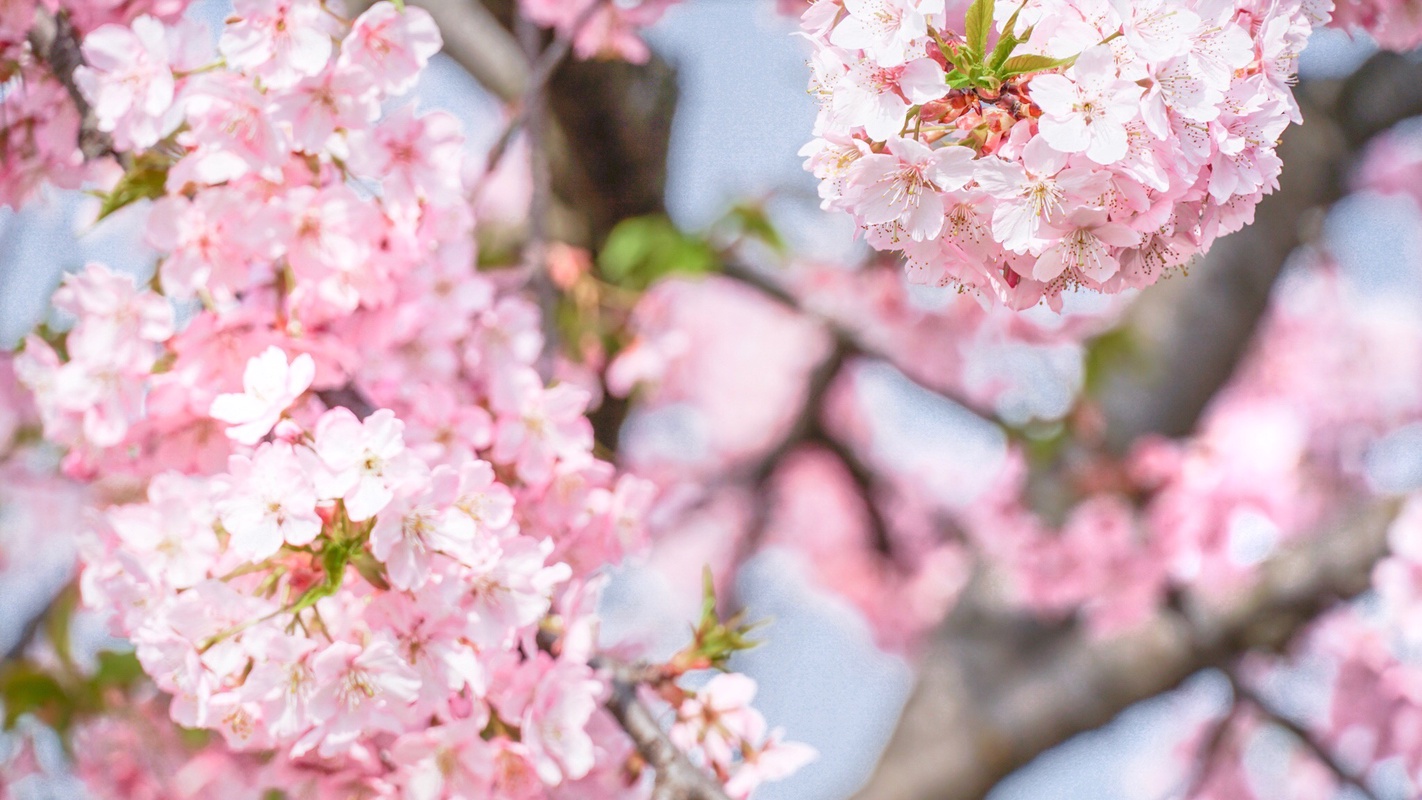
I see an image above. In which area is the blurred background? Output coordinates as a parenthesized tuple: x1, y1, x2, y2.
(5, 2, 1422, 799)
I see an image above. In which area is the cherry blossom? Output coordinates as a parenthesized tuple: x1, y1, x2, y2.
(310, 407, 427, 522)
(209, 346, 315, 445)
(216, 441, 323, 560)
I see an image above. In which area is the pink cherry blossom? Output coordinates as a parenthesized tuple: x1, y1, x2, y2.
(1032, 208, 1141, 283)
(845, 136, 977, 242)
(311, 407, 427, 522)
(369, 465, 483, 590)
(209, 346, 315, 445)
(1029, 47, 1143, 165)
(215, 441, 323, 560)
(297, 638, 421, 757)
(219, 0, 333, 89)
(491, 368, 594, 487)
(338, 2, 443, 95)
(74, 15, 179, 150)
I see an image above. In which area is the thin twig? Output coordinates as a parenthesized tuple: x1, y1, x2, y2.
(1177, 701, 1243, 799)
(739, 338, 895, 559)
(514, 10, 560, 381)
(316, 385, 376, 419)
(478, 0, 605, 179)
(1226, 669, 1380, 800)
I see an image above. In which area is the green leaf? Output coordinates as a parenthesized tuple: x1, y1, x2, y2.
(0, 666, 70, 730)
(964, 0, 994, 59)
(44, 584, 79, 669)
(1000, 53, 1075, 77)
(93, 650, 144, 690)
(700, 566, 717, 624)
(1082, 326, 1143, 397)
(351, 550, 391, 591)
(720, 203, 787, 255)
(597, 215, 717, 291)
(391, 0, 406, 9)
(987, 4, 1023, 70)
(95, 154, 169, 222)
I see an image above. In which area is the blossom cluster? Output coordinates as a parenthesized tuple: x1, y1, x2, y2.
(800, 0, 1318, 308)
(3, 2, 809, 797)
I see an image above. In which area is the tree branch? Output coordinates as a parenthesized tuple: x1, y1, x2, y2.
(848, 500, 1399, 800)
(407, 0, 530, 102)
(315, 385, 376, 419)
(598, 659, 734, 800)
(1178, 700, 1243, 800)
(855, 51, 1422, 800)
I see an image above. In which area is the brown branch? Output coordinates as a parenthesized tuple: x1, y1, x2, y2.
(848, 500, 1399, 800)
(805, 426, 896, 560)
(25, 8, 122, 163)
(3, 594, 54, 663)
(478, 0, 603, 178)
(405, 0, 530, 102)
(1227, 670, 1379, 800)
(513, 9, 560, 381)
(597, 659, 734, 800)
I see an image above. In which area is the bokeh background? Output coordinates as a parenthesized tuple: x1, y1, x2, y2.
(1, 3, 1412, 798)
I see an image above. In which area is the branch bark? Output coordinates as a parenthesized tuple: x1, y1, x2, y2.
(1227, 670, 1379, 800)
(848, 501, 1398, 800)
(598, 659, 734, 800)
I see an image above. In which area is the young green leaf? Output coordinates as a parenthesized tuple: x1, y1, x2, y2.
(964, 0, 995, 59)
(987, 4, 1024, 70)
(1000, 52, 1075, 77)
(95, 155, 169, 222)
(597, 215, 717, 291)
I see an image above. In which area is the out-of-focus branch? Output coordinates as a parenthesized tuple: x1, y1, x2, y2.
(730, 339, 895, 568)
(598, 659, 734, 800)
(402, 0, 677, 246)
(1227, 670, 1379, 800)
(2, 594, 54, 663)
(25, 8, 121, 162)
(406, 0, 529, 102)
(514, 10, 559, 379)
(1178, 701, 1242, 800)
(849, 500, 1398, 800)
